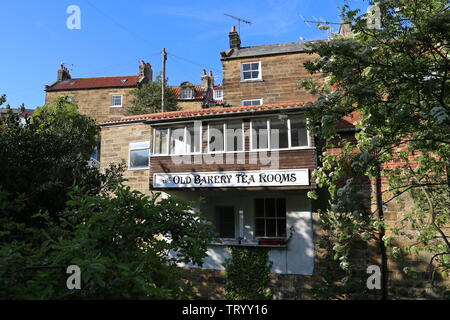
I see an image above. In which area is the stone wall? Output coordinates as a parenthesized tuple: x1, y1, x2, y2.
(221, 52, 321, 107)
(45, 87, 135, 123)
(100, 122, 152, 195)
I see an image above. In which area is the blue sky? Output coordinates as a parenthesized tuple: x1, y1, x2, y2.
(0, 0, 369, 109)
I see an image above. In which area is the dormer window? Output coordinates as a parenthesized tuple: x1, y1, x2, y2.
(181, 88, 194, 99)
(179, 81, 195, 100)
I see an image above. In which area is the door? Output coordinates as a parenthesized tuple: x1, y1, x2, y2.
(215, 206, 235, 239)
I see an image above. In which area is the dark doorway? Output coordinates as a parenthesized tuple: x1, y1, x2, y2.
(215, 206, 235, 238)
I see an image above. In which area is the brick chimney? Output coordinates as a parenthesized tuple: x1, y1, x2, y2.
(229, 25, 241, 49)
(138, 60, 153, 83)
(57, 63, 71, 82)
(201, 69, 214, 89)
(209, 70, 214, 88)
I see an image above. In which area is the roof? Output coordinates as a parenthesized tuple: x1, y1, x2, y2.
(221, 40, 321, 60)
(0, 107, 34, 117)
(100, 101, 307, 126)
(336, 112, 362, 131)
(170, 85, 206, 100)
(45, 75, 140, 91)
(170, 85, 223, 100)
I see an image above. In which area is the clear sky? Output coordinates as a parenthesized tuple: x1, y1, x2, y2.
(0, 0, 369, 109)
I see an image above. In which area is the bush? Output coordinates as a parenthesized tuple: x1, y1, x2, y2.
(0, 184, 217, 299)
(224, 247, 273, 300)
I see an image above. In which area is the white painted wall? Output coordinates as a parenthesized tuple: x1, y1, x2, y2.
(169, 190, 314, 275)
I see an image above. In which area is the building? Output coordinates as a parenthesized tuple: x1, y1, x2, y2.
(220, 26, 320, 107)
(0, 104, 34, 123)
(45, 62, 221, 123)
(99, 27, 322, 280)
(45, 61, 153, 123)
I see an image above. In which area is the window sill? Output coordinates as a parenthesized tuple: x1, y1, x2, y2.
(151, 153, 202, 158)
(240, 79, 264, 83)
(209, 240, 287, 248)
(128, 167, 150, 171)
(110, 105, 123, 108)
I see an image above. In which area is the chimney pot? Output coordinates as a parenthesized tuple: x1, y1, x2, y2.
(228, 25, 241, 49)
(139, 61, 153, 83)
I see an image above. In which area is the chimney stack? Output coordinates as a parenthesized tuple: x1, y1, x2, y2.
(201, 69, 214, 89)
(229, 25, 241, 49)
(209, 70, 214, 88)
(57, 63, 71, 82)
(139, 60, 153, 83)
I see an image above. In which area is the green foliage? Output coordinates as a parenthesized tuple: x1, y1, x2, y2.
(300, 0, 450, 293)
(0, 94, 217, 299)
(0, 184, 216, 299)
(224, 247, 273, 300)
(126, 76, 179, 115)
(0, 96, 112, 229)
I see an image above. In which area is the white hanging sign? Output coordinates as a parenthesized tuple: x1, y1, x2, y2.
(153, 169, 309, 188)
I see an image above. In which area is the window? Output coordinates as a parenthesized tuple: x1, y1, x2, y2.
(208, 121, 244, 153)
(241, 99, 262, 107)
(214, 89, 223, 101)
(129, 141, 150, 170)
(290, 117, 308, 147)
(251, 119, 269, 150)
(215, 206, 235, 238)
(153, 123, 201, 155)
(154, 127, 168, 155)
(241, 62, 261, 81)
(111, 95, 122, 107)
(255, 198, 286, 238)
(209, 123, 224, 152)
(270, 118, 289, 149)
(181, 88, 194, 99)
(251, 116, 309, 151)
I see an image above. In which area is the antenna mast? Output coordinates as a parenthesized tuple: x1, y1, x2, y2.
(224, 13, 252, 35)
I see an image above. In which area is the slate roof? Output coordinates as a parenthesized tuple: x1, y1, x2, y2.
(221, 40, 321, 60)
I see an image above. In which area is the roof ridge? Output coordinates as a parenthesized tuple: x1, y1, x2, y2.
(68, 75, 138, 80)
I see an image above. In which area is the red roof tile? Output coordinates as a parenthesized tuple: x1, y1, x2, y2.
(336, 112, 362, 130)
(46, 75, 140, 91)
(100, 101, 307, 125)
(169, 85, 206, 100)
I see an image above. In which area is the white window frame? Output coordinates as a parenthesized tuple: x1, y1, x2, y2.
(241, 99, 263, 107)
(152, 123, 202, 156)
(128, 141, 150, 170)
(254, 198, 287, 239)
(250, 115, 311, 151)
(180, 88, 194, 100)
(207, 121, 245, 154)
(110, 95, 123, 108)
(213, 89, 223, 101)
(240, 61, 262, 81)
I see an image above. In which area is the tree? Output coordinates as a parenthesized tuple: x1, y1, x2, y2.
(0, 96, 106, 227)
(0, 94, 217, 299)
(126, 76, 179, 115)
(301, 0, 449, 298)
(0, 184, 216, 299)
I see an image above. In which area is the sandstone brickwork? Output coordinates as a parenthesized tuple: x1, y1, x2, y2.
(100, 122, 152, 195)
(45, 88, 135, 123)
(221, 52, 320, 107)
